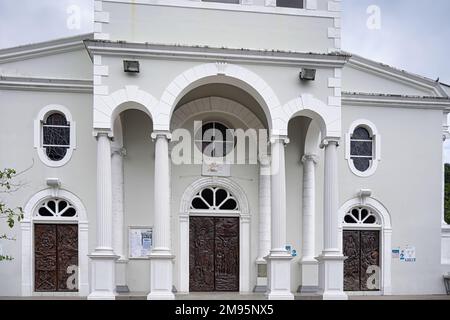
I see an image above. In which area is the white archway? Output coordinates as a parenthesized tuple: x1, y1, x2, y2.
(171, 97, 266, 131)
(178, 177, 251, 293)
(93, 85, 158, 131)
(338, 197, 392, 295)
(21, 189, 89, 297)
(154, 63, 278, 132)
(282, 94, 342, 138)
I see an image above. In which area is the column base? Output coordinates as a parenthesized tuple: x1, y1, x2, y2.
(316, 251, 348, 300)
(147, 252, 175, 300)
(297, 258, 318, 294)
(254, 259, 268, 293)
(115, 258, 129, 293)
(266, 252, 294, 300)
(88, 251, 119, 300)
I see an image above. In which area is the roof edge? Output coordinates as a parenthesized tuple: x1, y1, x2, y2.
(0, 33, 94, 64)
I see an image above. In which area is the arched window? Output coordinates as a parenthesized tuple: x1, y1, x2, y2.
(195, 122, 234, 158)
(346, 120, 380, 177)
(36, 198, 78, 218)
(43, 113, 70, 161)
(350, 127, 373, 172)
(190, 187, 239, 211)
(343, 207, 380, 226)
(35, 105, 76, 167)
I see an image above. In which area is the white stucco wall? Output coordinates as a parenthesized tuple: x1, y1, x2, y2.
(339, 104, 445, 294)
(102, 1, 336, 53)
(0, 89, 96, 296)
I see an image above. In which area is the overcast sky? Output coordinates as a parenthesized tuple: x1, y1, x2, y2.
(1, 0, 450, 160)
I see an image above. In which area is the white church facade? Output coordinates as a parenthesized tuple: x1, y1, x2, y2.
(1, 0, 450, 300)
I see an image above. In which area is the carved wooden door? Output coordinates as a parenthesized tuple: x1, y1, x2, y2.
(35, 224, 78, 292)
(343, 230, 380, 292)
(214, 218, 239, 291)
(189, 217, 239, 292)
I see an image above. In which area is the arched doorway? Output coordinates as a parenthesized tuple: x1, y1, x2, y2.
(21, 189, 89, 296)
(179, 177, 250, 293)
(338, 197, 392, 295)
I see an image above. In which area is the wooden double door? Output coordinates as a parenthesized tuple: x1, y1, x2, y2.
(343, 230, 380, 292)
(34, 224, 78, 292)
(189, 217, 239, 292)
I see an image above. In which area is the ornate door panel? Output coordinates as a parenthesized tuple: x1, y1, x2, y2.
(189, 217, 239, 292)
(190, 217, 215, 292)
(343, 230, 380, 291)
(57, 224, 79, 291)
(214, 218, 239, 291)
(343, 230, 360, 292)
(34, 224, 78, 292)
(360, 231, 380, 291)
(35, 224, 58, 292)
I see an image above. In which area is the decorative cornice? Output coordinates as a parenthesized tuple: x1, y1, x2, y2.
(0, 75, 93, 93)
(346, 54, 447, 97)
(0, 34, 92, 64)
(84, 40, 350, 67)
(342, 92, 450, 111)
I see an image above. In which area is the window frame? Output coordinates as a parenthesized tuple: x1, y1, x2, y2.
(345, 119, 380, 178)
(194, 121, 235, 159)
(34, 105, 76, 168)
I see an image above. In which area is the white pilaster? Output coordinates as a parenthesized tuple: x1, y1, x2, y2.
(299, 154, 319, 293)
(317, 138, 347, 300)
(148, 131, 175, 300)
(266, 136, 294, 300)
(88, 131, 118, 300)
(112, 145, 128, 291)
(255, 160, 271, 292)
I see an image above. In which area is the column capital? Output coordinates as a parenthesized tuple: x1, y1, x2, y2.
(93, 129, 113, 139)
(302, 154, 319, 164)
(270, 135, 290, 146)
(258, 155, 272, 168)
(111, 147, 127, 157)
(320, 137, 340, 149)
(151, 131, 172, 141)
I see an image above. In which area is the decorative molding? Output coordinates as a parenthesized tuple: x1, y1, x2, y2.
(280, 93, 342, 138)
(327, 0, 341, 53)
(154, 63, 280, 132)
(34, 104, 76, 168)
(178, 177, 251, 293)
(342, 92, 450, 111)
(338, 196, 392, 295)
(93, 85, 158, 130)
(345, 119, 381, 178)
(0, 33, 92, 64)
(0, 76, 93, 93)
(84, 40, 350, 68)
(171, 97, 265, 131)
(94, 0, 110, 40)
(21, 188, 89, 297)
(346, 54, 448, 97)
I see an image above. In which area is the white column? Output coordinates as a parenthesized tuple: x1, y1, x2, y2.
(147, 131, 174, 300)
(88, 131, 118, 300)
(317, 138, 347, 300)
(266, 136, 294, 300)
(112, 146, 128, 291)
(255, 160, 271, 292)
(298, 154, 319, 293)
